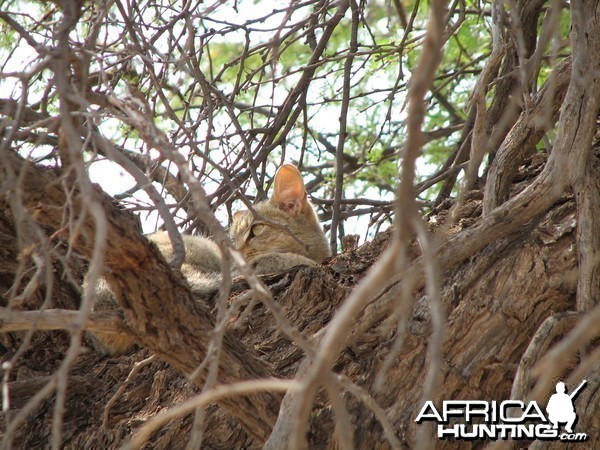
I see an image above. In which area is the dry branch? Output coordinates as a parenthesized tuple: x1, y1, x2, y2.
(0, 308, 128, 335)
(1, 1, 600, 448)
(0, 151, 280, 443)
(483, 57, 572, 214)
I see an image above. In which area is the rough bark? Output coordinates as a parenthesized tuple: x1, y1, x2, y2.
(0, 152, 280, 443)
(1, 155, 599, 449)
(1, 2, 600, 449)
(483, 58, 572, 214)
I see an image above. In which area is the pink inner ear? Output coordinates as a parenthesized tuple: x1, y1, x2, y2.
(276, 188, 304, 213)
(273, 165, 307, 213)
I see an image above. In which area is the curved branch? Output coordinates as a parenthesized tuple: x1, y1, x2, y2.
(0, 151, 280, 443)
(483, 57, 572, 214)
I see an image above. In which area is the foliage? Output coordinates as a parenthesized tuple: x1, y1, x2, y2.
(0, 0, 573, 243)
(2, 1, 600, 449)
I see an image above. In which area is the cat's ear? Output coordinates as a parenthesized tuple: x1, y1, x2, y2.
(271, 164, 308, 214)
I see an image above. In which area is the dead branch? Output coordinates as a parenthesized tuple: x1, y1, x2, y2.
(0, 308, 129, 335)
(0, 151, 280, 443)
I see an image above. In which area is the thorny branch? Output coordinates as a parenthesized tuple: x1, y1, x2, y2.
(1, 0, 599, 448)
(266, 1, 450, 449)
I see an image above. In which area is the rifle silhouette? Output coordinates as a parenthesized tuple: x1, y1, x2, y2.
(569, 379, 587, 400)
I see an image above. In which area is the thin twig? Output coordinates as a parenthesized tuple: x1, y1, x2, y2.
(103, 355, 157, 430)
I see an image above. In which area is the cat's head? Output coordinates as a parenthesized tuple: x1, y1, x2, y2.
(230, 164, 330, 263)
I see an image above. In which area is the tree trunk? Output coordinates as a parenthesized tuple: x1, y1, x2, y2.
(1, 1, 600, 449)
(1, 152, 598, 449)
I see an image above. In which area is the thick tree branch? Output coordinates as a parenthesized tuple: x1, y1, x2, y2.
(575, 143, 600, 313)
(483, 57, 572, 214)
(0, 151, 281, 443)
(0, 308, 129, 335)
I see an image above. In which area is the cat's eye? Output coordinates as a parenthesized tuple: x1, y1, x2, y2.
(249, 223, 267, 240)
